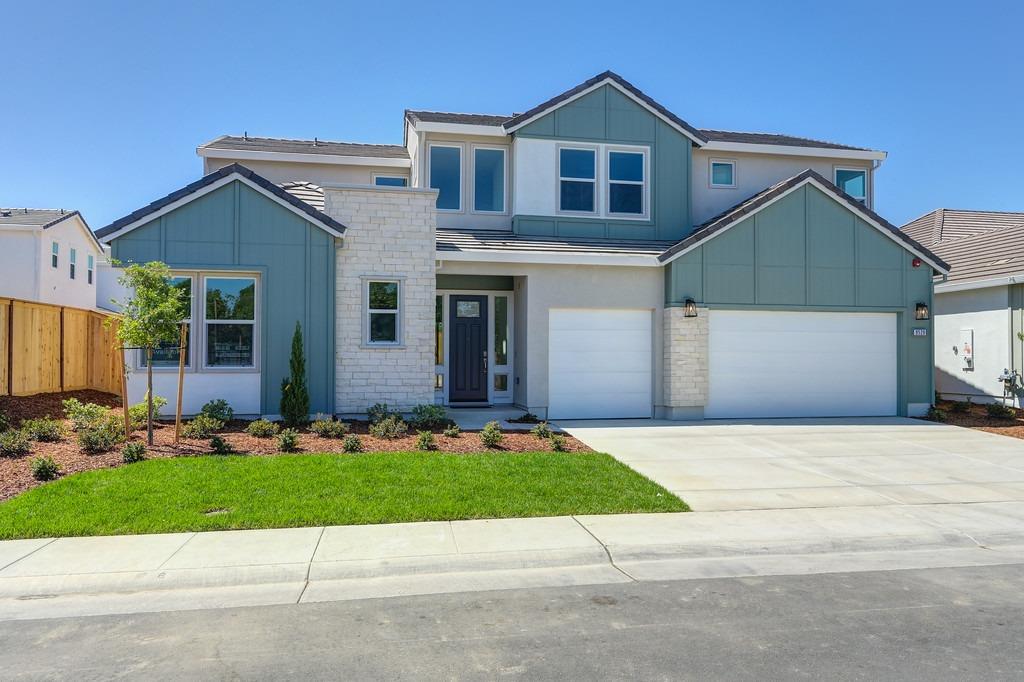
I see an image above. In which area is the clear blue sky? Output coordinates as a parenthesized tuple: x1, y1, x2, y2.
(2, 0, 1020, 229)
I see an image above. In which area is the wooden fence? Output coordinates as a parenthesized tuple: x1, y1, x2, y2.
(0, 298, 121, 397)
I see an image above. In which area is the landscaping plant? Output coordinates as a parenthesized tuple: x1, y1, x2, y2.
(480, 420, 504, 448)
(950, 398, 971, 414)
(925, 405, 946, 423)
(245, 419, 280, 438)
(22, 417, 65, 442)
(62, 398, 109, 431)
(369, 415, 407, 439)
(280, 322, 310, 427)
(442, 424, 461, 438)
(122, 442, 147, 464)
(128, 394, 168, 430)
(112, 261, 189, 445)
(342, 434, 364, 453)
(310, 419, 349, 438)
(416, 430, 437, 451)
(30, 456, 60, 482)
(0, 413, 10, 432)
(0, 430, 31, 457)
(78, 415, 125, 453)
(986, 402, 1015, 419)
(201, 399, 234, 423)
(277, 428, 300, 452)
(367, 403, 397, 424)
(530, 422, 553, 439)
(181, 414, 224, 439)
(550, 434, 569, 452)
(409, 404, 450, 430)
(209, 436, 234, 455)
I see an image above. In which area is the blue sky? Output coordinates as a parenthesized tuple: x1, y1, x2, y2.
(2, 0, 1020, 229)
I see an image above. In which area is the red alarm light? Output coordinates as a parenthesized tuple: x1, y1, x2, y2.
(912, 257, 922, 268)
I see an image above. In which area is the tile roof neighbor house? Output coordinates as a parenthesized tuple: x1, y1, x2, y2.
(99, 70, 947, 420)
(901, 209, 1024, 407)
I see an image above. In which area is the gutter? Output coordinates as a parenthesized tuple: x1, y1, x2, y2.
(935, 273, 1024, 294)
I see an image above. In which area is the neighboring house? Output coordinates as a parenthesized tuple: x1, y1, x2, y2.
(0, 208, 105, 310)
(97, 71, 948, 420)
(902, 209, 1024, 407)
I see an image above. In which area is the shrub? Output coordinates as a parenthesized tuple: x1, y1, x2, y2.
(986, 402, 1015, 419)
(0, 430, 31, 457)
(22, 417, 65, 442)
(310, 419, 350, 439)
(949, 398, 971, 414)
(128, 394, 168, 430)
(181, 414, 224, 439)
(369, 415, 407, 439)
(201, 399, 234, 423)
(245, 419, 280, 438)
(280, 322, 310, 427)
(416, 430, 437, 451)
(62, 398, 109, 431)
(277, 428, 300, 452)
(342, 434, 364, 453)
(0, 412, 10, 433)
(480, 420, 504, 448)
(507, 412, 541, 424)
(443, 424, 461, 438)
(30, 456, 60, 481)
(550, 434, 569, 452)
(409, 404, 450, 430)
(78, 414, 125, 453)
(367, 403, 397, 424)
(209, 436, 234, 455)
(925, 405, 946, 423)
(122, 442, 147, 463)
(530, 422, 553, 439)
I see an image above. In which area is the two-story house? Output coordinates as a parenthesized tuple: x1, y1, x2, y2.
(96, 71, 948, 420)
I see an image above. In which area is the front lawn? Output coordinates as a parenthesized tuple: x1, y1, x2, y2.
(0, 451, 688, 538)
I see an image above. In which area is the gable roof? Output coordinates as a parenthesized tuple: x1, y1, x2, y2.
(698, 129, 875, 152)
(502, 71, 708, 145)
(405, 111, 511, 127)
(0, 208, 103, 250)
(902, 208, 1024, 246)
(96, 163, 347, 241)
(199, 135, 408, 159)
(659, 169, 949, 273)
(901, 209, 1024, 285)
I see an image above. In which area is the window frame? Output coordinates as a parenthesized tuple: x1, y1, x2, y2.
(605, 145, 650, 219)
(140, 275, 194, 370)
(363, 277, 403, 347)
(470, 144, 509, 215)
(87, 254, 94, 285)
(709, 158, 737, 189)
(557, 144, 599, 216)
(372, 174, 409, 187)
(201, 274, 259, 371)
(427, 143, 464, 212)
(50, 242, 58, 269)
(69, 248, 76, 280)
(834, 166, 869, 203)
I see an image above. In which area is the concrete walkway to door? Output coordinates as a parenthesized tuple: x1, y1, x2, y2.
(558, 417, 1024, 511)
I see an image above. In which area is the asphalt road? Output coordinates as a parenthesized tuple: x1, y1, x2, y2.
(3, 564, 1023, 680)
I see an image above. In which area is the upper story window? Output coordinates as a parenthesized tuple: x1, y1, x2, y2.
(366, 280, 401, 345)
(204, 276, 257, 368)
(607, 149, 647, 216)
(558, 147, 597, 213)
(374, 175, 408, 187)
(69, 248, 77, 279)
(835, 168, 867, 203)
(710, 159, 736, 188)
(87, 255, 94, 284)
(473, 146, 506, 213)
(51, 242, 58, 268)
(429, 144, 462, 211)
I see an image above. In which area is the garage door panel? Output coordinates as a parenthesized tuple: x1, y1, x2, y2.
(549, 329, 651, 352)
(550, 349, 651, 373)
(549, 369, 651, 394)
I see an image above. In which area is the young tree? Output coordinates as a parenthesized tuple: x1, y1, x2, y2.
(280, 322, 310, 427)
(112, 262, 188, 445)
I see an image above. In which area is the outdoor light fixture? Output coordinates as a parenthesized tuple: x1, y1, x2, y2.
(684, 298, 698, 318)
(915, 302, 930, 320)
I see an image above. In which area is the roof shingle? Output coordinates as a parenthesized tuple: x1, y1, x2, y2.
(200, 135, 409, 159)
(901, 209, 1024, 284)
(699, 129, 874, 152)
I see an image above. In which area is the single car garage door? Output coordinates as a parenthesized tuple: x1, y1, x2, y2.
(705, 310, 898, 419)
(548, 309, 652, 419)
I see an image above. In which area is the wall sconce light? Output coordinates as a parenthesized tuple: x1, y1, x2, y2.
(915, 302, 929, 320)
(684, 298, 697, 318)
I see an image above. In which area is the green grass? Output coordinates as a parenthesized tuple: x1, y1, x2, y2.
(0, 452, 688, 538)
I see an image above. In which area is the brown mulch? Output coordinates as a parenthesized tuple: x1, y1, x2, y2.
(0, 392, 589, 502)
(930, 399, 1024, 440)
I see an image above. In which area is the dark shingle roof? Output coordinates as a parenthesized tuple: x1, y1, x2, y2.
(659, 169, 949, 272)
(405, 111, 511, 127)
(200, 135, 409, 159)
(437, 229, 672, 257)
(280, 181, 325, 211)
(96, 164, 346, 240)
(699, 129, 875, 152)
(901, 209, 1024, 284)
(0, 208, 79, 228)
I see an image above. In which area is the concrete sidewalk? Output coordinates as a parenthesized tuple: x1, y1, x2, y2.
(3, 501, 1024, 620)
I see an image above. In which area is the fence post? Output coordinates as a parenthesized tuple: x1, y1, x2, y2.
(58, 307, 65, 392)
(6, 300, 12, 396)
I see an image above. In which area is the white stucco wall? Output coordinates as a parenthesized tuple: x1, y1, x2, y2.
(203, 158, 408, 189)
(0, 228, 39, 301)
(933, 286, 1014, 405)
(1, 216, 103, 309)
(125, 369, 262, 417)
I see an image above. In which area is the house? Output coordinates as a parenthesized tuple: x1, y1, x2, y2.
(96, 71, 948, 420)
(0, 208, 105, 310)
(902, 209, 1024, 407)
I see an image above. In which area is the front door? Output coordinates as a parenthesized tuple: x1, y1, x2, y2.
(449, 295, 488, 403)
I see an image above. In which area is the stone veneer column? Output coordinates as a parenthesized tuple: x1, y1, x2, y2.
(323, 185, 437, 414)
(662, 306, 709, 419)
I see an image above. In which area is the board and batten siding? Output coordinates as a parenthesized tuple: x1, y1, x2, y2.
(665, 184, 936, 413)
(109, 179, 336, 416)
(512, 83, 692, 242)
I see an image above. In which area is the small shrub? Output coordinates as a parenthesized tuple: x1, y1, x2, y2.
(0, 413, 10, 432)
(530, 422, 553, 439)
(480, 420, 504, 448)
(342, 434, 364, 453)
(949, 398, 971, 414)
(507, 412, 541, 424)
(245, 419, 280, 438)
(550, 434, 569, 452)
(209, 436, 234, 455)
(280, 322, 310, 427)
(122, 442, 147, 463)
(0, 430, 31, 457)
(78, 415, 125, 453)
(310, 418, 350, 438)
(128, 394, 169, 430)
(416, 430, 437, 451)
(201, 399, 234, 423)
(409, 404, 450, 430)
(369, 415, 408, 439)
(986, 402, 1015, 419)
(22, 417, 65, 442)
(30, 455, 60, 481)
(442, 424, 461, 438)
(925, 405, 946, 423)
(181, 414, 224, 439)
(62, 398, 109, 431)
(277, 428, 300, 452)
(367, 403, 397, 424)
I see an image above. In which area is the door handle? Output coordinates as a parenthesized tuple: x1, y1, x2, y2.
(483, 350, 488, 374)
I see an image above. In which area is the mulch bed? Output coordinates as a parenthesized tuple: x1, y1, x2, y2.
(929, 399, 1024, 440)
(0, 391, 589, 502)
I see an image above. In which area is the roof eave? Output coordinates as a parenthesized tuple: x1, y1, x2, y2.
(702, 140, 887, 161)
(196, 146, 411, 168)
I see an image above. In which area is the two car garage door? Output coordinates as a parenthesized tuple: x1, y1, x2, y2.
(548, 308, 897, 420)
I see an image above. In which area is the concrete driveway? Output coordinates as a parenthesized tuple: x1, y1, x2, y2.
(558, 417, 1024, 511)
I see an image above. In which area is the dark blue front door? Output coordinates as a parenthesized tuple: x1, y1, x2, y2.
(449, 295, 488, 402)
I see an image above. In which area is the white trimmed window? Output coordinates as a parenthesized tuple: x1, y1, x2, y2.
(558, 147, 597, 213)
(69, 248, 76, 279)
(50, 242, 58, 268)
(710, 159, 736, 188)
(607, 148, 647, 216)
(428, 144, 462, 211)
(87, 255, 94, 284)
(204, 276, 257, 368)
(472, 146, 507, 213)
(373, 175, 408, 187)
(366, 279, 401, 345)
(835, 168, 868, 203)
(142, 276, 193, 368)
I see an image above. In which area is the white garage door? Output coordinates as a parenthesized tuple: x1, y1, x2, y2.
(548, 309, 652, 419)
(706, 310, 897, 419)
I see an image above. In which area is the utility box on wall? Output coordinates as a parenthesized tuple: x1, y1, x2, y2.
(959, 328, 974, 371)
